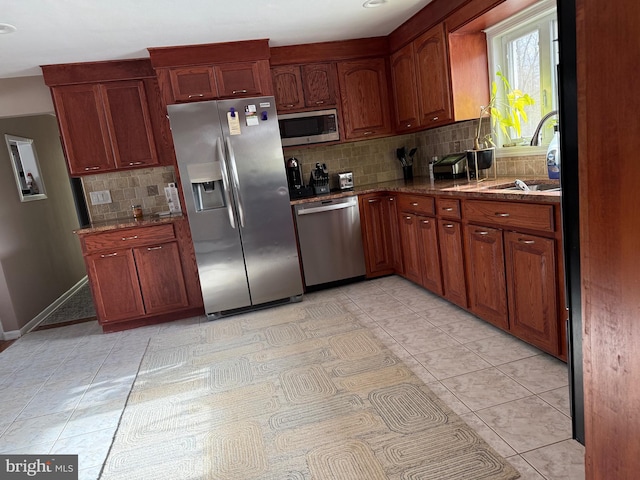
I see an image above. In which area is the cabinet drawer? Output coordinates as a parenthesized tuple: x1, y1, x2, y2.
(398, 194, 435, 216)
(436, 198, 461, 219)
(81, 224, 177, 253)
(463, 200, 555, 233)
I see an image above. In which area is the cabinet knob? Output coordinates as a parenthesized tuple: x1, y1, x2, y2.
(406, 123, 412, 128)
(363, 131, 374, 136)
(443, 207, 453, 212)
(443, 223, 454, 228)
(432, 116, 439, 121)
(188, 94, 205, 98)
(315, 101, 325, 105)
(422, 220, 430, 224)
(232, 89, 248, 95)
(518, 238, 536, 244)
(475, 230, 489, 235)
(284, 104, 295, 108)
(495, 212, 510, 217)
(411, 202, 419, 206)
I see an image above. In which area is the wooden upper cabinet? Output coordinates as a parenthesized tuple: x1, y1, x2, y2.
(301, 63, 338, 108)
(390, 42, 421, 132)
(414, 23, 453, 127)
(168, 66, 218, 102)
(148, 40, 273, 104)
(52, 80, 160, 175)
(272, 65, 305, 111)
(272, 63, 338, 112)
(52, 84, 116, 174)
(337, 57, 392, 140)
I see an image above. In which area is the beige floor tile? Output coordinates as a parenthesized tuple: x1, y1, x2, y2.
(505, 455, 546, 480)
(522, 439, 586, 480)
(424, 381, 472, 416)
(476, 396, 573, 453)
(460, 412, 518, 458)
(391, 326, 460, 355)
(375, 312, 435, 335)
(464, 332, 541, 366)
(413, 344, 492, 379)
(349, 292, 416, 321)
(339, 280, 386, 298)
(498, 353, 568, 393)
(437, 316, 503, 343)
(51, 427, 116, 471)
(419, 304, 471, 325)
(441, 367, 533, 411)
(539, 386, 571, 417)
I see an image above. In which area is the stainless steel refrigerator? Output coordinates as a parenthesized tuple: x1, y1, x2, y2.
(167, 97, 303, 317)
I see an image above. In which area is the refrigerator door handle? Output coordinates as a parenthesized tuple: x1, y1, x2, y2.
(217, 138, 236, 229)
(225, 136, 245, 228)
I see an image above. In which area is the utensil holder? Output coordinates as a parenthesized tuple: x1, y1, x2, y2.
(403, 165, 413, 181)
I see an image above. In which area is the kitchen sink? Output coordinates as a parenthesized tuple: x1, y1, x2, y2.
(493, 181, 561, 192)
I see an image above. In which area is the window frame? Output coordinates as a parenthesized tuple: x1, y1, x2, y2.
(485, 0, 558, 157)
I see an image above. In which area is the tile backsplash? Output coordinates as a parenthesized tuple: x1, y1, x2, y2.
(80, 121, 547, 223)
(81, 166, 177, 222)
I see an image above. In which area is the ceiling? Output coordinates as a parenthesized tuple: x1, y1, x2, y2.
(1, 0, 433, 79)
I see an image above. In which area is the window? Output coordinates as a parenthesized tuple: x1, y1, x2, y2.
(486, 0, 558, 150)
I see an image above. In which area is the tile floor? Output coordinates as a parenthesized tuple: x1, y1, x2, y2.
(0, 275, 585, 479)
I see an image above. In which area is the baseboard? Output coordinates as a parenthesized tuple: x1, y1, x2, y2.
(19, 276, 89, 337)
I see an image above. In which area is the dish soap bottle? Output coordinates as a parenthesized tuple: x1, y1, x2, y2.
(546, 125, 561, 179)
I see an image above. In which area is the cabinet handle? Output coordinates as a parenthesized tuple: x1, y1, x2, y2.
(405, 216, 412, 220)
(495, 212, 510, 217)
(284, 104, 295, 108)
(406, 123, 412, 128)
(363, 131, 374, 136)
(147, 246, 163, 250)
(443, 223, 454, 228)
(411, 202, 419, 206)
(128, 161, 144, 166)
(188, 94, 205, 98)
(84, 166, 101, 171)
(100, 253, 118, 258)
(518, 238, 536, 244)
(389, 197, 395, 201)
(315, 101, 325, 105)
(442, 207, 454, 212)
(368, 199, 379, 203)
(475, 230, 489, 235)
(422, 220, 430, 224)
(432, 116, 439, 121)
(232, 89, 248, 94)
(122, 235, 139, 241)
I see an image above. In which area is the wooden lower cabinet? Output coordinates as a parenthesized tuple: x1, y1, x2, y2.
(465, 224, 508, 329)
(80, 221, 201, 331)
(504, 231, 559, 354)
(399, 213, 422, 284)
(438, 219, 467, 309)
(359, 193, 401, 277)
(417, 216, 443, 295)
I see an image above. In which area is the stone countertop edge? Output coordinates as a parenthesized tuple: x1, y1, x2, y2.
(289, 176, 561, 205)
(74, 213, 185, 235)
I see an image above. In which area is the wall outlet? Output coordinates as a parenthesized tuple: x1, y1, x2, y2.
(89, 190, 112, 205)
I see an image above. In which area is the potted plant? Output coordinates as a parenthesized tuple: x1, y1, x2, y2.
(468, 71, 535, 175)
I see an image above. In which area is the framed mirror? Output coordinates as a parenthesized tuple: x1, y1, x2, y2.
(4, 134, 47, 202)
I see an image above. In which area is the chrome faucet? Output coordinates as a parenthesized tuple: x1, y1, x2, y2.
(529, 110, 558, 146)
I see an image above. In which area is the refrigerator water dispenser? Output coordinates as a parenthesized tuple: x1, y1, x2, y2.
(187, 162, 225, 212)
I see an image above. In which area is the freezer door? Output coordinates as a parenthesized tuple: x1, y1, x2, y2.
(167, 101, 251, 313)
(217, 97, 303, 305)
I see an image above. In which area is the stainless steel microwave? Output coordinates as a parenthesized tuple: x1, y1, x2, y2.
(278, 109, 340, 147)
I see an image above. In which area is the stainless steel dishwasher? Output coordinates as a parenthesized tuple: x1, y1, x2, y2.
(294, 195, 366, 287)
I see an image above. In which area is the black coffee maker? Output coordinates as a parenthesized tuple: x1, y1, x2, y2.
(286, 157, 313, 199)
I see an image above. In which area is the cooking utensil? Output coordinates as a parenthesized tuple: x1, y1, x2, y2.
(396, 147, 407, 166)
(408, 147, 417, 165)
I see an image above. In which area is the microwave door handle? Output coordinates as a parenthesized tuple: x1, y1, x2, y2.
(225, 136, 245, 228)
(217, 137, 236, 229)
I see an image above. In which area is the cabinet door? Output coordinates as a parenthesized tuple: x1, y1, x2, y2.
(337, 58, 392, 140)
(361, 194, 395, 276)
(415, 23, 453, 127)
(438, 220, 467, 308)
(301, 63, 338, 108)
(399, 213, 422, 284)
(390, 42, 421, 132)
(386, 195, 403, 273)
(215, 61, 266, 97)
(417, 216, 443, 295)
(465, 224, 508, 329)
(86, 249, 145, 323)
(169, 66, 218, 102)
(100, 81, 160, 170)
(505, 231, 559, 354)
(272, 65, 305, 111)
(52, 84, 115, 174)
(134, 241, 189, 315)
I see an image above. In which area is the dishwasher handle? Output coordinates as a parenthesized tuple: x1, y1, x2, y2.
(296, 198, 358, 216)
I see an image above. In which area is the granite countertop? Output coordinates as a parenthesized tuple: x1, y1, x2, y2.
(74, 213, 185, 235)
(289, 176, 561, 205)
